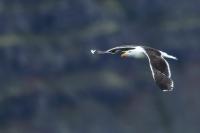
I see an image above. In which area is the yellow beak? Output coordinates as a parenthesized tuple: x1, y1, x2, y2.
(121, 52, 128, 58)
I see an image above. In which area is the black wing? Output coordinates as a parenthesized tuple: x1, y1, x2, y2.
(153, 69, 173, 91)
(143, 47, 170, 77)
(93, 45, 136, 55)
(106, 45, 136, 54)
(143, 47, 173, 91)
(148, 54, 170, 77)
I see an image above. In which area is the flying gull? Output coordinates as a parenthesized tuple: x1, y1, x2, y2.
(91, 45, 177, 91)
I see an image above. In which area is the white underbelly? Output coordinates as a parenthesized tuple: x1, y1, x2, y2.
(132, 52, 145, 58)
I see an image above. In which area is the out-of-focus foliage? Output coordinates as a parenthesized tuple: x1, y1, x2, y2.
(0, 0, 200, 133)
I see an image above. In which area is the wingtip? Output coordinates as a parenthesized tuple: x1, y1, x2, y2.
(162, 86, 173, 92)
(162, 88, 173, 92)
(90, 49, 96, 54)
(162, 81, 174, 92)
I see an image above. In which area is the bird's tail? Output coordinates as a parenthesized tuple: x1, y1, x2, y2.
(160, 51, 178, 60)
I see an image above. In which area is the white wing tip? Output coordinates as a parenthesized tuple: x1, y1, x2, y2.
(162, 87, 173, 92)
(162, 89, 173, 92)
(162, 81, 174, 92)
(163, 87, 173, 91)
(90, 49, 96, 54)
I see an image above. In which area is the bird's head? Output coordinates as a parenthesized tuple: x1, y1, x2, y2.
(121, 47, 145, 58)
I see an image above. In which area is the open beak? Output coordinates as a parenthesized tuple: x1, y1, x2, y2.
(121, 52, 128, 58)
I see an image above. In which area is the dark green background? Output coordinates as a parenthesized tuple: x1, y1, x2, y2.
(0, 0, 199, 133)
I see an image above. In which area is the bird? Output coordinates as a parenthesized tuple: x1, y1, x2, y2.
(90, 45, 177, 91)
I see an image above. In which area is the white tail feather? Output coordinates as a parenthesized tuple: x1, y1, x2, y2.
(160, 51, 178, 60)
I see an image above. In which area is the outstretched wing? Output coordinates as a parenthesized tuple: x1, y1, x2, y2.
(91, 45, 136, 55)
(106, 45, 136, 54)
(142, 47, 173, 91)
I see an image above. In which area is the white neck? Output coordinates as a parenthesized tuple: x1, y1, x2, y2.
(129, 46, 145, 58)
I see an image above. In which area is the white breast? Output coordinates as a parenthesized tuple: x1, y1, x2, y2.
(129, 47, 145, 58)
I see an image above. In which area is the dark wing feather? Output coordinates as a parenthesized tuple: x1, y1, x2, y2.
(142, 47, 173, 91)
(153, 69, 173, 91)
(142, 46, 161, 56)
(106, 45, 136, 54)
(93, 45, 136, 55)
(148, 54, 170, 77)
(143, 47, 170, 77)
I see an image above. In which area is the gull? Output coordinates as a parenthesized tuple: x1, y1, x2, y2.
(91, 45, 177, 91)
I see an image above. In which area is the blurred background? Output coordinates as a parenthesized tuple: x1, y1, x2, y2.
(0, 0, 199, 133)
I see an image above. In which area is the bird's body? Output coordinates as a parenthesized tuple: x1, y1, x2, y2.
(91, 45, 177, 91)
(122, 46, 146, 58)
